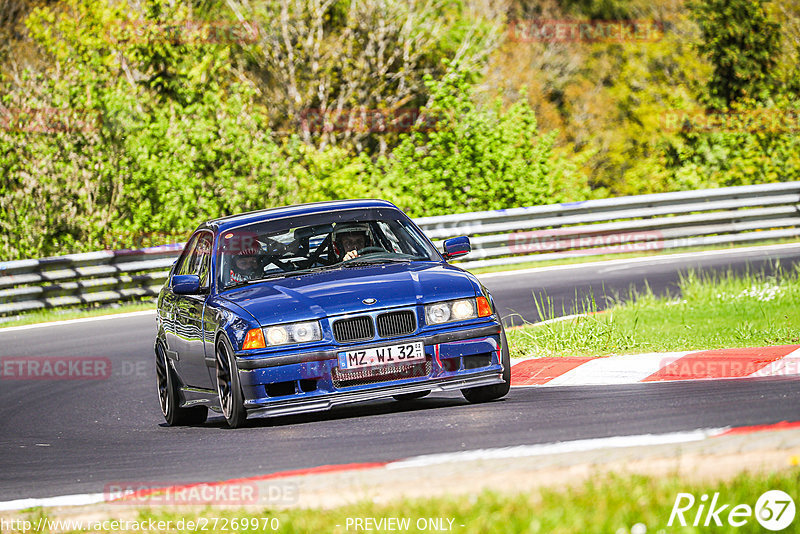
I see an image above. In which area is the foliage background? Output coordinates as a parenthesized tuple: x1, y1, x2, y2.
(1, 0, 798, 260)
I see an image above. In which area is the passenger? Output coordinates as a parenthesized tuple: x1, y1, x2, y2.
(229, 245, 261, 284)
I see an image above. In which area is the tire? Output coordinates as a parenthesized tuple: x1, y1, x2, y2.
(393, 391, 430, 401)
(215, 336, 248, 428)
(155, 342, 208, 426)
(461, 327, 511, 404)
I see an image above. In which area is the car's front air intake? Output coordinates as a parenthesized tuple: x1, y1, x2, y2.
(332, 316, 375, 342)
(376, 310, 416, 338)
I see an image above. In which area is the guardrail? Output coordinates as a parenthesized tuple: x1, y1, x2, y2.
(0, 246, 182, 316)
(418, 181, 800, 269)
(2, 182, 799, 316)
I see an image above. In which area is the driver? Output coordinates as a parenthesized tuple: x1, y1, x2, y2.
(333, 223, 371, 261)
(229, 244, 261, 284)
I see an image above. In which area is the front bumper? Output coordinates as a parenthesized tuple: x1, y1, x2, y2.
(235, 322, 504, 417)
(245, 370, 503, 418)
(235, 324, 502, 370)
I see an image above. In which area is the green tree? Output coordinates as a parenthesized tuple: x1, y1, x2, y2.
(0, 0, 590, 261)
(0, 0, 290, 259)
(227, 0, 504, 155)
(690, 0, 782, 107)
(377, 70, 588, 217)
(657, 0, 800, 189)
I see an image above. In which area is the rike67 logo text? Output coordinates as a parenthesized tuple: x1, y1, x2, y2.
(669, 490, 795, 531)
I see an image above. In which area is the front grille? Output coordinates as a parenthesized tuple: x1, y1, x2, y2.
(376, 310, 416, 338)
(332, 360, 431, 388)
(332, 316, 374, 343)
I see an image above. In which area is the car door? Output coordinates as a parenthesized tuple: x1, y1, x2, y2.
(162, 233, 200, 365)
(171, 230, 215, 389)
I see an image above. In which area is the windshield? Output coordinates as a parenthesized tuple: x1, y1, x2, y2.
(217, 207, 440, 289)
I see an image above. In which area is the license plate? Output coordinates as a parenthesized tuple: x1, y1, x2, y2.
(338, 341, 425, 370)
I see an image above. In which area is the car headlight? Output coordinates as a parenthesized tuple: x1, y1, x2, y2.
(425, 302, 451, 324)
(451, 299, 475, 320)
(425, 297, 493, 325)
(265, 326, 289, 346)
(291, 322, 319, 343)
(263, 321, 322, 347)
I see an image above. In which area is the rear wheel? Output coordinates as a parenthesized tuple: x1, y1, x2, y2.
(461, 328, 511, 404)
(155, 342, 208, 425)
(216, 337, 247, 428)
(393, 391, 430, 401)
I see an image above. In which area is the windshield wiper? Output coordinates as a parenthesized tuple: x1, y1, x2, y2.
(221, 271, 310, 289)
(245, 265, 342, 283)
(247, 273, 294, 282)
(226, 259, 412, 288)
(342, 257, 414, 267)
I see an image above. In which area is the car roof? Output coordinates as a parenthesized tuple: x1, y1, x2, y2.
(203, 199, 402, 233)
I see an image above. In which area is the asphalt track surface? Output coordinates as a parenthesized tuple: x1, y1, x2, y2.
(2, 245, 800, 501)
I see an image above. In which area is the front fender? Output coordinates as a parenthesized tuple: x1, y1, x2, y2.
(206, 297, 261, 358)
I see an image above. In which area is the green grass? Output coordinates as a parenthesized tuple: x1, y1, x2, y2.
(467, 238, 800, 275)
(18, 469, 800, 533)
(0, 300, 156, 328)
(507, 265, 800, 358)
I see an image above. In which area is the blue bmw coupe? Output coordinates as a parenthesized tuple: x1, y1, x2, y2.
(155, 199, 510, 428)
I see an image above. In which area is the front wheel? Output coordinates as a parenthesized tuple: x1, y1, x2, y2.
(216, 337, 247, 428)
(155, 342, 207, 426)
(461, 328, 511, 404)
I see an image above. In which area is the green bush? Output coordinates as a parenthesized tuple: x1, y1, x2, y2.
(376, 71, 588, 217)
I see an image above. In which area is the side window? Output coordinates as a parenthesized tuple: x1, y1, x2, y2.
(397, 220, 437, 257)
(376, 221, 404, 254)
(195, 233, 213, 288)
(175, 234, 201, 276)
(174, 231, 213, 289)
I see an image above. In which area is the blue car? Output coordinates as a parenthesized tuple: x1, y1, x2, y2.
(155, 199, 510, 428)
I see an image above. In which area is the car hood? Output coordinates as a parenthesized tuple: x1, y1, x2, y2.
(218, 262, 478, 326)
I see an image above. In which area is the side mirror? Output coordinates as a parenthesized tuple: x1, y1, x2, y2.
(172, 274, 201, 295)
(443, 236, 471, 260)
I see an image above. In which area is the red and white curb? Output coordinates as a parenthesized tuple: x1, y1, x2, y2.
(2, 421, 799, 512)
(510, 345, 800, 387)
